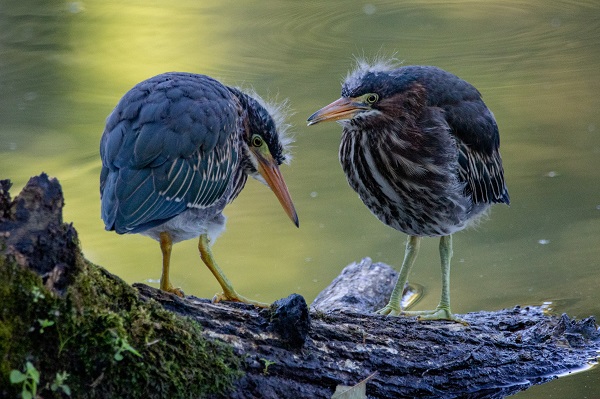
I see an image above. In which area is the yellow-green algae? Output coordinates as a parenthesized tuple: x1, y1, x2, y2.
(0, 248, 241, 398)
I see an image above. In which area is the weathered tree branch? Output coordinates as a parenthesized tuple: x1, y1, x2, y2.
(1, 174, 599, 399)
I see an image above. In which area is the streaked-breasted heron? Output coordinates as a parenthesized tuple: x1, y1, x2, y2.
(308, 61, 509, 322)
(100, 72, 298, 307)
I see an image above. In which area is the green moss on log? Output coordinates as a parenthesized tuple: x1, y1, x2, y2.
(0, 249, 241, 398)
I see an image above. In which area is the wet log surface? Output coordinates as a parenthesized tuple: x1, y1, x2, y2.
(137, 265, 599, 399)
(2, 174, 599, 399)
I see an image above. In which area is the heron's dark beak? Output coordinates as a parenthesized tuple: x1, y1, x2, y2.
(307, 97, 369, 126)
(257, 158, 299, 227)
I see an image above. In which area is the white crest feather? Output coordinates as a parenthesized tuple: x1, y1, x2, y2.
(344, 54, 403, 93)
(237, 86, 295, 164)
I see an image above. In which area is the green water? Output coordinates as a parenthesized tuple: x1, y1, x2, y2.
(1, 1, 599, 397)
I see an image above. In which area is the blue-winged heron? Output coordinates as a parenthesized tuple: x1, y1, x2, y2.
(101, 72, 298, 306)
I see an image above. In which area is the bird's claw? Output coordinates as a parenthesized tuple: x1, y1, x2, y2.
(212, 292, 270, 308)
(376, 303, 468, 325)
(404, 307, 469, 325)
(212, 292, 229, 304)
(376, 303, 403, 316)
(165, 286, 185, 298)
(211, 292, 233, 303)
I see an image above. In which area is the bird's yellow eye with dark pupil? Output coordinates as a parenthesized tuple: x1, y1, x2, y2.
(251, 135, 263, 147)
(366, 94, 378, 104)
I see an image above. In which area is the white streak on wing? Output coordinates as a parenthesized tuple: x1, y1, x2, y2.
(189, 170, 209, 209)
(167, 156, 178, 177)
(196, 153, 217, 205)
(169, 162, 192, 202)
(192, 148, 226, 208)
(191, 165, 209, 208)
(202, 153, 227, 203)
(161, 159, 185, 197)
(129, 186, 163, 226)
(123, 172, 152, 202)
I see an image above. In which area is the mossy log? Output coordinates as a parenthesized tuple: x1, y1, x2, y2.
(1, 174, 599, 399)
(0, 174, 242, 399)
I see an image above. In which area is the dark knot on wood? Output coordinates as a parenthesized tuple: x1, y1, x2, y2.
(268, 293, 310, 348)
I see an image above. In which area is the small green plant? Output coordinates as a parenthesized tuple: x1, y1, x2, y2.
(50, 371, 71, 396)
(10, 361, 39, 399)
(37, 319, 55, 334)
(57, 326, 74, 355)
(31, 286, 45, 303)
(260, 358, 276, 375)
(110, 331, 142, 361)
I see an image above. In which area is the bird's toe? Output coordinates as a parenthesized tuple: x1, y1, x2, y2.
(410, 308, 468, 325)
(165, 286, 185, 298)
(376, 303, 402, 317)
(212, 292, 228, 304)
(212, 292, 270, 308)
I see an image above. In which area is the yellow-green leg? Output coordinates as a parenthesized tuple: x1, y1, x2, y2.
(198, 234, 269, 308)
(403, 235, 466, 324)
(159, 231, 184, 297)
(377, 236, 421, 316)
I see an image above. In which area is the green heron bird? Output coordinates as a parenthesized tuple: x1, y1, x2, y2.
(100, 72, 298, 307)
(307, 61, 509, 322)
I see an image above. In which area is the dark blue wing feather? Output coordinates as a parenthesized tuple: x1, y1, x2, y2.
(399, 66, 510, 205)
(100, 72, 241, 234)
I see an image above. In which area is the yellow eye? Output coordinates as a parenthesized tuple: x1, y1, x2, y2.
(251, 134, 263, 147)
(365, 93, 379, 104)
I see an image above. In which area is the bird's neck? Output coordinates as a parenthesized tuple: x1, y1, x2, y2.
(340, 116, 458, 185)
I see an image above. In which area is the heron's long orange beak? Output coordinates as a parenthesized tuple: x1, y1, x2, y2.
(257, 159, 299, 227)
(307, 97, 369, 125)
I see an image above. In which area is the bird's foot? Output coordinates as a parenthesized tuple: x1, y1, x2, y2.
(162, 284, 185, 298)
(212, 292, 270, 308)
(376, 303, 403, 316)
(403, 307, 468, 325)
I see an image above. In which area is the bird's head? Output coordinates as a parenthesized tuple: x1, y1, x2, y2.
(234, 89, 299, 227)
(307, 59, 426, 128)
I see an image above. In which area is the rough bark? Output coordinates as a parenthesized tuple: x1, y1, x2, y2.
(137, 264, 599, 399)
(1, 174, 599, 399)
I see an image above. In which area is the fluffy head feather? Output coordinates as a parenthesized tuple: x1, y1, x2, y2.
(236, 87, 295, 164)
(344, 55, 402, 95)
